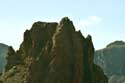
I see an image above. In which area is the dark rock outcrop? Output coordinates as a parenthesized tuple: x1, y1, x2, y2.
(0, 17, 108, 83)
(0, 43, 8, 73)
(5, 46, 22, 72)
(94, 41, 125, 83)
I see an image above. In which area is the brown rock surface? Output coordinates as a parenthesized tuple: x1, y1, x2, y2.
(0, 17, 108, 83)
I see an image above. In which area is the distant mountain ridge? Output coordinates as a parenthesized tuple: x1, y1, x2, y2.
(0, 43, 8, 73)
(106, 41, 125, 48)
(94, 40, 125, 83)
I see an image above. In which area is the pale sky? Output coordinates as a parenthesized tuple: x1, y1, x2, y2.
(0, 0, 125, 50)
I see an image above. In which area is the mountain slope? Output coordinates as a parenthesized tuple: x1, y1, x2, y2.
(0, 43, 8, 73)
(0, 17, 108, 83)
(94, 41, 125, 83)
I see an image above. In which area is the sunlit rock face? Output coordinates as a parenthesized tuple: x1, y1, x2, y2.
(0, 17, 108, 83)
(94, 41, 125, 83)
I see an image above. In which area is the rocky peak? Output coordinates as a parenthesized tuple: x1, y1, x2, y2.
(59, 17, 75, 32)
(0, 17, 108, 83)
(60, 17, 71, 24)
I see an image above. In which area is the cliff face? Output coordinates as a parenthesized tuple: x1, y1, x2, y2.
(94, 41, 125, 83)
(0, 17, 108, 83)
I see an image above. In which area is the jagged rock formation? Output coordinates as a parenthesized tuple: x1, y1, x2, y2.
(94, 41, 125, 83)
(0, 43, 8, 73)
(0, 17, 108, 83)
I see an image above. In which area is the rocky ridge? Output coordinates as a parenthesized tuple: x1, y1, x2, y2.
(0, 17, 108, 83)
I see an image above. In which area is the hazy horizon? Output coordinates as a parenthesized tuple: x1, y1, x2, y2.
(0, 0, 125, 50)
